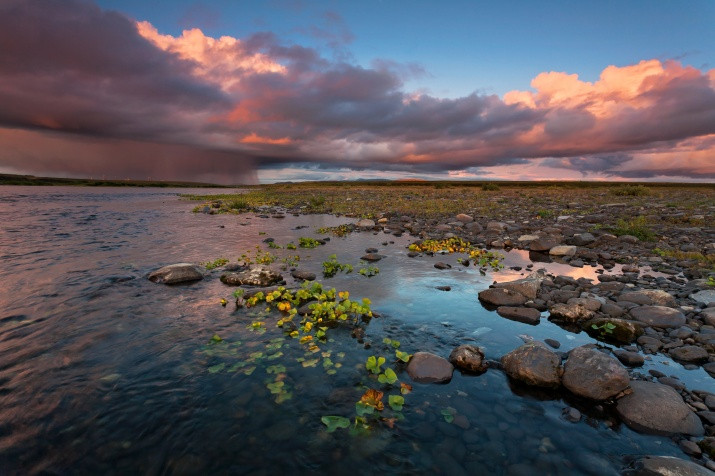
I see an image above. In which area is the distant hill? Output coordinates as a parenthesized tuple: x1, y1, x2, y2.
(0, 173, 231, 188)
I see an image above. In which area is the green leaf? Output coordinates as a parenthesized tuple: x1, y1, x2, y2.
(210, 334, 223, 343)
(395, 350, 412, 362)
(388, 395, 404, 411)
(321, 415, 351, 432)
(208, 363, 225, 374)
(365, 355, 385, 374)
(355, 401, 375, 417)
(266, 381, 284, 394)
(441, 408, 455, 424)
(378, 367, 398, 385)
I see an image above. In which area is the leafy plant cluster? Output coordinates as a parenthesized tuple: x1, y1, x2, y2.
(203, 257, 229, 270)
(322, 254, 354, 278)
(408, 237, 504, 271)
(590, 321, 616, 338)
(316, 224, 355, 237)
(611, 184, 650, 197)
(358, 262, 380, 277)
(610, 216, 656, 242)
(298, 237, 322, 248)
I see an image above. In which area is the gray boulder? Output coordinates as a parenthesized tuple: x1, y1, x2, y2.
(492, 272, 543, 300)
(221, 265, 283, 287)
(562, 346, 629, 400)
(669, 345, 709, 364)
(549, 303, 594, 322)
(449, 345, 486, 373)
(583, 318, 644, 344)
(529, 235, 562, 252)
(625, 456, 713, 476)
(357, 219, 375, 228)
(691, 289, 715, 305)
(620, 290, 677, 307)
(455, 214, 473, 223)
(148, 263, 204, 284)
(500, 344, 562, 388)
(616, 380, 704, 436)
(478, 288, 528, 306)
(406, 352, 454, 383)
(497, 306, 541, 325)
(291, 270, 316, 281)
(549, 245, 577, 257)
(629, 306, 686, 328)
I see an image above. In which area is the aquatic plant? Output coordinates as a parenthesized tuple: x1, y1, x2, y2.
(322, 254, 353, 278)
(365, 355, 385, 374)
(316, 224, 354, 237)
(408, 237, 504, 271)
(358, 262, 380, 277)
(298, 237, 321, 248)
(203, 257, 229, 269)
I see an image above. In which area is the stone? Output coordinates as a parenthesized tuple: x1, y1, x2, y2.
(500, 344, 562, 388)
(669, 345, 709, 364)
(478, 287, 528, 307)
(549, 303, 594, 322)
(148, 263, 204, 284)
(455, 213, 474, 223)
(529, 235, 562, 252)
(562, 346, 629, 400)
(620, 290, 677, 307)
(406, 352, 454, 384)
(613, 349, 645, 367)
(434, 262, 452, 270)
(691, 290, 715, 305)
(700, 308, 715, 326)
(583, 318, 644, 344)
(549, 245, 577, 257)
(291, 270, 316, 281)
(220, 265, 283, 287)
(449, 345, 486, 373)
(626, 456, 712, 476)
(497, 306, 541, 325)
(357, 219, 375, 228)
(567, 297, 602, 312)
(492, 273, 543, 300)
(571, 233, 596, 246)
(629, 306, 686, 328)
(486, 221, 506, 233)
(616, 381, 704, 436)
(518, 234, 539, 242)
(360, 253, 382, 262)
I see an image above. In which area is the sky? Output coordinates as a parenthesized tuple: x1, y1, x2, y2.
(0, 0, 714, 184)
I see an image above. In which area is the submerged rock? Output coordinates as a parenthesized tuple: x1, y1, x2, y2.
(624, 455, 712, 476)
(629, 306, 686, 328)
(148, 263, 204, 284)
(221, 265, 283, 287)
(500, 344, 561, 388)
(406, 352, 453, 384)
(360, 253, 383, 262)
(562, 346, 629, 400)
(449, 345, 486, 373)
(616, 381, 704, 436)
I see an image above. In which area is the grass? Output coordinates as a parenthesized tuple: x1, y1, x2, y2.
(611, 184, 650, 196)
(653, 248, 715, 271)
(611, 216, 656, 241)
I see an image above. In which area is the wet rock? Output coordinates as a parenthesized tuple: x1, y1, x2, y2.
(148, 263, 204, 284)
(625, 456, 712, 476)
(562, 346, 629, 400)
(562, 407, 581, 423)
(669, 345, 709, 364)
(455, 213, 473, 223)
(435, 285, 451, 291)
(583, 318, 644, 344)
(613, 349, 645, 367)
(449, 345, 486, 373)
(571, 233, 596, 246)
(406, 352, 454, 384)
(616, 381, 704, 436)
(291, 270, 316, 281)
(434, 262, 452, 270)
(545, 338, 561, 349)
(357, 219, 375, 228)
(529, 235, 562, 252)
(500, 344, 562, 388)
(478, 288, 528, 306)
(567, 297, 602, 312)
(497, 306, 541, 325)
(629, 305, 686, 329)
(360, 253, 382, 262)
(621, 290, 677, 307)
(691, 289, 715, 305)
(492, 272, 543, 300)
(220, 265, 283, 287)
(549, 245, 577, 257)
(548, 303, 594, 322)
(679, 440, 703, 457)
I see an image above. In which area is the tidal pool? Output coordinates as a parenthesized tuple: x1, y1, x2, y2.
(0, 187, 702, 475)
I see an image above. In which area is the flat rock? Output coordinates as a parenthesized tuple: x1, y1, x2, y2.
(616, 380, 704, 436)
(449, 345, 486, 373)
(455, 213, 473, 223)
(360, 253, 383, 262)
(500, 344, 562, 388)
(583, 318, 644, 344)
(434, 262, 452, 270)
(492, 272, 544, 300)
(220, 265, 283, 287)
(612, 349, 645, 367)
(549, 303, 594, 322)
(625, 456, 713, 476)
(669, 345, 709, 364)
(291, 270, 316, 281)
(549, 245, 577, 257)
(497, 306, 541, 325)
(478, 287, 528, 306)
(629, 306, 686, 328)
(406, 352, 453, 384)
(562, 346, 629, 400)
(356, 219, 376, 228)
(148, 263, 204, 284)
(620, 290, 677, 307)
(691, 290, 715, 305)
(529, 235, 562, 252)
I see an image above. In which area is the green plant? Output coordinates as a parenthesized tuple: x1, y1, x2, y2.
(611, 184, 650, 196)
(395, 350, 412, 362)
(267, 241, 281, 249)
(611, 216, 656, 241)
(707, 276, 715, 287)
(299, 237, 321, 248)
(227, 198, 249, 210)
(309, 195, 326, 208)
(378, 367, 398, 384)
(359, 262, 380, 277)
(286, 242, 297, 250)
(203, 257, 229, 270)
(537, 209, 555, 219)
(321, 415, 351, 432)
(481, 182, 500, 191)
(388, 395, 404, 411)
(365, 355, 385, 374)
(322, 254, 353, 278)
(591, 322, 616, 338)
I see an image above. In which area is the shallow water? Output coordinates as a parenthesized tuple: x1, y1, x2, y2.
(0, 186, 705, 475)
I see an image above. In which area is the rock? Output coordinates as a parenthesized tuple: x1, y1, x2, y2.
(449, 345, 486, 373)
(680, 440, 703, 457)
(435, 285, 451, 291)
(486, 221, 506, 233)
(455, 214, 473, 223)
(357, 219, 375, 228)
(669, 345, 709, 364)
(549, 245, 577, 257)
(434, 262, 452, 270)
(147, 263, 204, 284)
(616, 381, 704, 436)
(518, 234, 539, 242)
(629, 306, 686, 328)
(700, 308, 715, 326)
(691, 290, 715, 305)
(613, 349, 645, 367)
(529, 235, 562, 252)
(497, 306, 541, 325)
(567, 297, 602, 312)
(478, 288, 528, 307)
(571, 233, 596, 246)
(562, 346, 629, 400)
(625, 456, 712, 476)
(406, 352, 454, 384)
(549, 303, 594, 322)
(545, 338, 561, 349)
(360, 253, 382, 262)
(220, 265, 283, 287)
(492, 273, 543, 300)
(291, 270, 316, 281)
(620, 290, 677, 307)
(583, 318, 644, 344)
(500, 344, 562, 388)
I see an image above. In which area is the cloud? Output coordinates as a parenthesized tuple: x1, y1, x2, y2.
(0, 0, 714, 183)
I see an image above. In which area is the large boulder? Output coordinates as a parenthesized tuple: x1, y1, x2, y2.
(549, 245, 577, 257)
(583, 318, 644, 344)
(492, 273, 543, 300)
(562, 346, 629, 400)
(221, 265, 283, 287)
(620, 290, 677, 307)
(529, 235, 562, 252)
(478, 287, 528, 307)
(449, 345, 486, 373)
(497, 306, 541, 325)
(625, 456, 713, 476)
(549, 303, 594, 322)
(406, 352, 454, 384)
(616, 380, 704, 436)
(500, 344, 562, 388)
(690, 290, 715, 305)
(669, 345, 709, 364)
(148, 263, 204, 284)
(629, 306, 686, 329)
